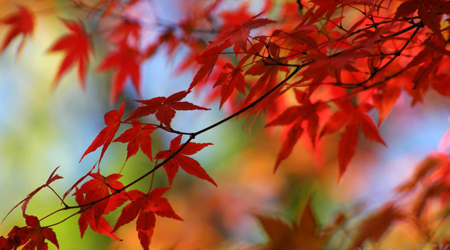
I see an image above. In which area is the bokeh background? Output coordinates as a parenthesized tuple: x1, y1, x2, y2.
(1, 0, 450, 249)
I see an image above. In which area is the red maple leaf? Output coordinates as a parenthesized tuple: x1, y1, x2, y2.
(320, 101, 386, 180)
(214, 62, 247, 108)
(62, 164, 96, 201)
(113, 188, 182, 250)
(266, 90, 327, 171)
(0, 5, 34, 54)
(395, 0, 450, 41)
(2, 215, 59, 250)
(80, 102, 124, 163)
(208, 14, 276, 54)
(155, 135, 216, 186)
(114, 120, 157, 163)
(188, 15, 274, 90)
(372, 81, 402, 126)
(48, 20, 92, 89)
(188, 43, 231, 90)
(97, 43, 142, 103)
(243, 41, 282, 104)
(109, 18, 141, 46)
(126, 91, 209, 128)
(73, 172, 127, 240)
(219, 4, 253, 27)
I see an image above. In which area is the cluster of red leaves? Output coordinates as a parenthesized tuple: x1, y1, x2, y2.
(0, 169, 61, 250)
(4, 0, 450, 249)
(73, 93, 211, 249)
(0, 215, 58, 250)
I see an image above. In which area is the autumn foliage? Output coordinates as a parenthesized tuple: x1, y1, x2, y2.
(3, 0, 450, 249)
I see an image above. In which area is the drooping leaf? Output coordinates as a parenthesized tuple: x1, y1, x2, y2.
(74, 186, 121, 241)
(372, 81, 402, 126)
(109, 18, 141, 46)
(214, 62, 247, 108)
(266, 90, 326, 171)
(73, 172, 127, 240)
(48, 20, 92, 89)
(97, 44, 142, 103)
(188, 42, 231, 90)
(80, 102, 124, 163)
(207, 14, 276, 54)
(338, 123, 358, 181)
(321, 101, 386, 180)
(0, 5, 34, 55)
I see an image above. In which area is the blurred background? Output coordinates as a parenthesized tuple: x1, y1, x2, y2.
(1, 0, 450, 249)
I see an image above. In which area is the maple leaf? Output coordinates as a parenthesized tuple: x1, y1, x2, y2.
(244, 59, 279, 104)
(2, 167, 62, 223)
(114, 120, 157, 163)
(320, 101, 386, 180)
(301, 49, 366, 94)
(62, 164, 96, 201)
(17, 215, 59, 250)
(372, 81, 402, 126)
(126, 91, 209, 128)
(219, 4, 253, 27)
(272, 24, 318, 49)
(109, 18, 141, 46)
(208, 14, 276, 54)
(155, 135, 216, 186)
(188, 42, 231, 90)
(2, 215, 59, 250)
(48, 20, 92, 89)
(80, 102, 124, 163)
(188, 15, 274, 90)
(242, 42, 283, 105)
(402, 38, 445, 105)
(303, 0, 340, 25)
(266, 90, 327, 171)
(255, 199, 325, 250)
(74, 188, 121, 241)
(348, 204, 403, 250)
(395, 0, 450, 41)
(0, 5, 34, 55)
(97, 43, 142, 103)
(214, 62, 246, 108)
(113, 188, 183, 250)
(73, 172, 127, 240)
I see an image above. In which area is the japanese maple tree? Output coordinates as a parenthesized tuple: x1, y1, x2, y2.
(2, 0, 450, 249)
